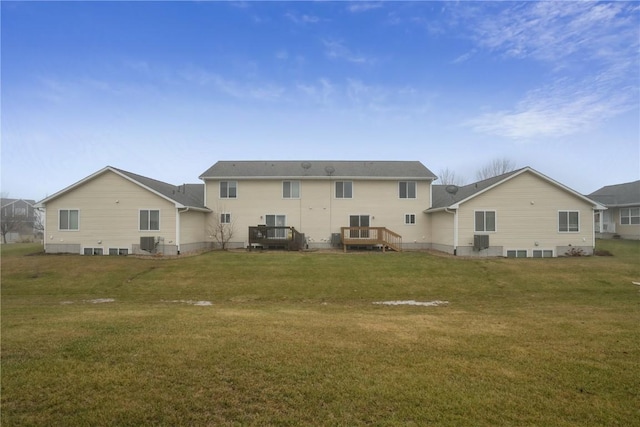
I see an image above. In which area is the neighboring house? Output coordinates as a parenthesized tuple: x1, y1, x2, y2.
(1, 198, 39, 243)
(35, 166, 212, 255)
(588, 180, 640, 240)
(425, 167, 606, 257)
(36, 162, 606, 257)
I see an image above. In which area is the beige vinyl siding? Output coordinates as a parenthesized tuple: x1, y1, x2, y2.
(179, 210, 212, 253)
(616, 207, 640, 240)
(456, 171, 595, 255)
(428, 210, 456, 254)
(204, 178, 431, 248)
(44, 171, 177, 253)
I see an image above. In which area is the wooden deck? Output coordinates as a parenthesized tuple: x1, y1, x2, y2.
(339, 227, 402, 252)
(248, 226, 306, 251)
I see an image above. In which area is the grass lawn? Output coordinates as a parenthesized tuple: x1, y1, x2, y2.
(2, 240, 639, 426)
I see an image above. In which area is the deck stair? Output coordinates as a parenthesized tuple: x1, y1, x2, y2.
(339, 227, 402, 252)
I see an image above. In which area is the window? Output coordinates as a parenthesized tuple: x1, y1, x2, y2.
(14, 207, 26, 216)
(220, 181, 237, 198)
(109, 248, 129, 256)
(265, 214, 286, 238)
(84, 248, 103, 256)
(220, 213, 231, 224)
(140, 210, 160, 231)
(335, 181, 353, 198)
(405, 214, 416, 225)
(507, 250, 527, 258)
(59, 209, 79, 230)
(283, 181, 300, 198)
(621, 207, 640, 225)
(532, 250, 553, 258)
(559, 211, 579, 232)
(399, 181, 416, 199)
(475, 211, 496, 232)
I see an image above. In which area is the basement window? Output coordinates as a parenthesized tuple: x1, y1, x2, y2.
(109, 248, 129, 256)
(84, 248, 103, 256)
(506, 250, 527, 258)
(532, 250, 553, 258)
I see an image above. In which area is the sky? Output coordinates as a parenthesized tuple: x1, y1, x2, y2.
(2, 1, 639, 201)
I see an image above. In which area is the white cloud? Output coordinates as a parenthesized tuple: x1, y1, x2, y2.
(347, 2, 383, 13)
(461, 2, 639, 139)
(322, 39, 372, 64)
(285, 12, 320, 24)
(468, 73, 637, 140)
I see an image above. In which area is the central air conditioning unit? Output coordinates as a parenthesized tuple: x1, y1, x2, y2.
(474, 234, 490, 251)
(140, 236, 156, 252)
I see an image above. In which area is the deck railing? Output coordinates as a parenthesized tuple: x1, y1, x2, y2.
(339, 227, 402, 252)
(248, 226, 306, 251)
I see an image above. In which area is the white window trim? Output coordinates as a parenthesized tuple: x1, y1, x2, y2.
(282, 180, 301, 199)
(58, 209, 80, 231)
(558, 210, 580, 233)
(139, 209, 161, 232)
(474, 210, 497, 233)
(220, 212, 231, 224)
(506, 249, 528, 258)
(398, 181, 417, 199)
(404, 213, 416, 225)
(83, 246, 104, 256)
(335, 181, 353, 199)
(219, 181, 238, 199)
(532, 249, 554, 258)
(620, 207, 640, 225)
(108, 248, 129, 256)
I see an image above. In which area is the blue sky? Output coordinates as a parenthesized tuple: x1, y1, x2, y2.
(2, 1, 638, 200)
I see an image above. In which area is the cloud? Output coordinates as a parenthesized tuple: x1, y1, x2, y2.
(347, 2, 383, 13)
(179, 67, 285, 102)
(470, 2, 638, 64)
(467, 73, 637, 140)
(322, 39, 372, 64)
(460, 2, 639, 139)
(285, 12, 320, 24)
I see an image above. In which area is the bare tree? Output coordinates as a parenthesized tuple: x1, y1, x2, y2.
(475, 157, 516, 181)
(1, 209, 27, 244)
(437, 168, 466, 186)
(208, 207, 236, 250)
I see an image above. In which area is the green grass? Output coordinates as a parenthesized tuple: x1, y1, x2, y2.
(2, 241, 639, 426)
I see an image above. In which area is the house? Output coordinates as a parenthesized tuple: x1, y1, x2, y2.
(1, 198, 39, 243)
(36, 161, 605, 257)
(425, 167, 606, 257)
(199, 161, 437, 250)
(35, 166, 212, 255)
(588, 180, 640, 240)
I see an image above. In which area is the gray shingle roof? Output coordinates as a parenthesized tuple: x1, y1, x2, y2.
(112, 167, 207, 209)
(588, 180, 640, 207)
(430, 168, 526, 209)
(200, 161, 437, 180)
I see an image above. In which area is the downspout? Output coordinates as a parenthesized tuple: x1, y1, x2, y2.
(445, 208, 458, 255)
(177, 207, 190, 255)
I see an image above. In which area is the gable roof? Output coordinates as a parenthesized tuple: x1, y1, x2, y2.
(1, 198, 36, 208)
(428, 167, 606, 212)
(588, 180, 640, 207)
(200, 161, 437, 180)
(36, 166, 208, 211)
